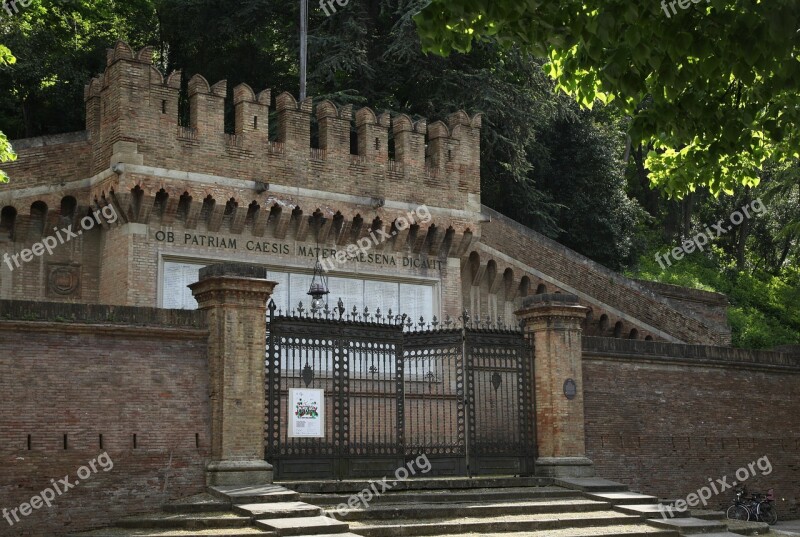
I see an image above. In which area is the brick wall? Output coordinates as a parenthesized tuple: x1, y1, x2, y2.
(633, 280, 730, 343)
(1, 132, 92, 188)
(0, 40, 478, 313)
(0, 39, 731, 349)
(582, 337, 800, 518)
(479, 206, 729, 345)
(0, 301, 210, 536)
(4, 42, 481, 213)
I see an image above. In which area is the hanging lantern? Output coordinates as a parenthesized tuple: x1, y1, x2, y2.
(307, 258, 330, 312)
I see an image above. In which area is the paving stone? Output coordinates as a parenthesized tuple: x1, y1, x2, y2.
(116, 512, 251, 530)
(210, 485, 300, 504)
(723, 519, 771, 535)
(254, 515, 349, 536)
(587, 492, 659, 505)
(234, 502, 322, 519)
(430, 527, 678, 537)
(614, 503, 690, 518)
(329, 498, 609, 521)
(292, 534, 362, 537)
(688, 509, 726, 520)
(70, 528, 274, 536)
(301, 486, 578, 506)
(647, 516, 727, 533)
(348, 510, 641, 537)
(279, 477, 551, 494)
(163, 493, 231, 513)
(686, 534, 744, 537)
(555, 478, 630, 493)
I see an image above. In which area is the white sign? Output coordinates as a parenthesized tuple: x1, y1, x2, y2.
(288, 388, 325, 438)
(160, 260, 437, 318)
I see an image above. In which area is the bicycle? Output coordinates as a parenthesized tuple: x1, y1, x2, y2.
(748, 488, 778, 525)
(726, 487, 778, 525)
(726, 488, 750, 521)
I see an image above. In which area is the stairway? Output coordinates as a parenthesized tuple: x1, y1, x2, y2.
(69, 483, 359, 537)
(291, 477, 671, 537)
(69, 477, 773, 537)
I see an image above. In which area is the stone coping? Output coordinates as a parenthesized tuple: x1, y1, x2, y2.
(0, 299, 205, 328)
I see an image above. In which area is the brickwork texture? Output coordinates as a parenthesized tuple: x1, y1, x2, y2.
(583, 337, 800, 518)
(0, 302, 210, 536)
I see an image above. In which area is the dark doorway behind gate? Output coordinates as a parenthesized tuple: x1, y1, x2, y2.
(265, 301, 535, 479)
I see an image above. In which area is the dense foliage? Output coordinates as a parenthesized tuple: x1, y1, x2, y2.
(630, 251, 800, 349)
(0, 44, 15, 182)
(415, 0, 800, 199)
(0, 0, 797, 347)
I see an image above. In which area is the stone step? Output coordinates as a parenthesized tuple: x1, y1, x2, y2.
(71, 529, 274, 537)
(300, 485, 579, 505)
(163, 492, 231, 514)
(614, 504, 691, 519)
(683, 534, 743, 537)
(116, 512, 252, 530)
(210, 485, 301, 504)
(330, 498, 610, 521)
(555, 478, 631, 493)
(428, 527, 678, 537)
(587, 492, 659, 505)
(290, 535, 362, 537)
(647, 517, 728, 534)
(722, 519, 771, 536)
(280, 477, 551, 494)
(235, 502, 323, 519)
(347, 510, 642, 537)
(255, 515, 350, 536)
(689, 510, 726, 521)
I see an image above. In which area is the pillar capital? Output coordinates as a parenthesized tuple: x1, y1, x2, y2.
(189, 263, 276, 309)
(515, 293, 589, 332)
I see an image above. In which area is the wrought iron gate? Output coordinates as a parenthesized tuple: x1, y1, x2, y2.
(265, 302, 535, 479)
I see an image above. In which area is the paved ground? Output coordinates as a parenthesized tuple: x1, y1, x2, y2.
(772, 519, 800, 536)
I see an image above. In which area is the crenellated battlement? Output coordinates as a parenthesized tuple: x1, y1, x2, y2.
(10, 40, 482, 213)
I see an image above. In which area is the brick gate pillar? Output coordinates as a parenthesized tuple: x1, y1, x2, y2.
(516, 293, 595, 477)
(189, 263, 277, 486)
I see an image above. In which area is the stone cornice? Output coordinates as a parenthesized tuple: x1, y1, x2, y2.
(0, 320, 208, 340)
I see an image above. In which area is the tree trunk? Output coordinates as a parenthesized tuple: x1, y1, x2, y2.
(735, 191, 752, 270)
(22, 96, 36, 138)
(681, 193, 695, 238)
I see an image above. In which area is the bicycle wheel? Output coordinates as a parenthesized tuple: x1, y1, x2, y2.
(727, 504, 750, 521)
(759, 503, 778, 525)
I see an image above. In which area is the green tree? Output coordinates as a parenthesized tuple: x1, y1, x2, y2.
(0, 0, 158, 139)
(414, 0, 800, 198)
(0, 0, 647, 269)
(0, 44, 16, 182)
(744, 163, 800, 273)
(531, 106, 647, 270)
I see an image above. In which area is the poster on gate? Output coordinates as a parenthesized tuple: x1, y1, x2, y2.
(288, 388, 325, 438)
